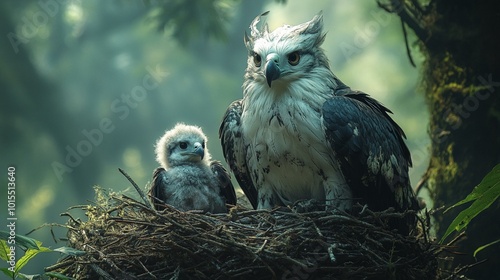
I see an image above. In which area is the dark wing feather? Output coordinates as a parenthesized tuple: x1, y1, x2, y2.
(219, 100, 258, 209)
(210, 161, 237, 206)
(149, 167, 168, 210)
(322, 91, 418, 213)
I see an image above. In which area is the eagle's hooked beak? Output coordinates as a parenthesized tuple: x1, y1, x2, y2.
(193, 142, 205, 160)
(265, 54, 281, 87)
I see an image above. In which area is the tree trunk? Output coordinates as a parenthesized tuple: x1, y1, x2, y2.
(379, 0, 500, 278)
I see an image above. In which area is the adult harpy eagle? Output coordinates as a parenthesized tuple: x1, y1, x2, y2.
(150, 123, 236, 213)
(219, 12, 418, 217)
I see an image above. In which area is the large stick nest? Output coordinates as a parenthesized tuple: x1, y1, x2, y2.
(47, 186, 457, 280)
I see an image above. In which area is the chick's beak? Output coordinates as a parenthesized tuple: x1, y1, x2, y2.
(193, 142, 205, 160)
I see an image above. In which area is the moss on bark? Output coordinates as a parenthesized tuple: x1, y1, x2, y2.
(379, 1, 500, 278)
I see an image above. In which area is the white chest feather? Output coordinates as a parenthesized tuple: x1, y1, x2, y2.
(241, 85, 342, 204)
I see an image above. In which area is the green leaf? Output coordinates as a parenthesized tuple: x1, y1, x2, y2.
(0, 231, 40, 250)
(16, 272, 35, 280)
(53, 246, 86, 256)
(440, 164, 500, 243)
(473, 238, 500, 258)
(15, 240, 52, 274)
(445, 164, 500, 212)
(0, 239, 11, 261)
(0, 267, 15, 279)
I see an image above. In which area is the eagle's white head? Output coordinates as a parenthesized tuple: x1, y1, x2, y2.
(243, 11, 336, 97)
(155, 123, 211, 169)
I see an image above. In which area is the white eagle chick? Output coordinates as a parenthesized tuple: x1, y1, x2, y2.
(150, 123, 236, 213)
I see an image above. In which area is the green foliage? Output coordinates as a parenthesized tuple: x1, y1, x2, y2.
(0, 231, 84, 279)
(149, 0, 238, 45)
(473, 238, 500, 258)
(440, 164, 500, 243)
(53, 246, 86, 257)
(0, 231, 39, 251)
(15, 240, 52, 274)
(148, 0, 287, 45)
(0, 239, 15, 278)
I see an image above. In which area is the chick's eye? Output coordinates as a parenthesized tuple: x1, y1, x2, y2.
(287, 51, 300, 66)
(252, 52, 261, 67)
(179, 142, 188, 149)
(201, 141, 205, 149)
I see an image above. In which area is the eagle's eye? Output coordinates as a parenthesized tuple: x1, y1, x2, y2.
(252, 52, 261, 67)
(179, 142, 188, 149)
(287, 51, 300, 66)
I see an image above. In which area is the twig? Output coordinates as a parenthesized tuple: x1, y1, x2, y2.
(60, 212, 81, 225)
(89, 263, 115, 280)
(441, 259, 487, 280)
(445, 231, 467, 247)
(377, 0, 429, 42)
(401, 18, 416, 67)
(118, 167, 152, 209)
(45, 258, 74, 272)
(409, 0, 425, 14)
(137, 259, 157, 279)
(415, 169, 430, 198)
(255, 239, 268, 254)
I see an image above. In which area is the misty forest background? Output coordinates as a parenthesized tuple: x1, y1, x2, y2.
(1, 0, 498, 277)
